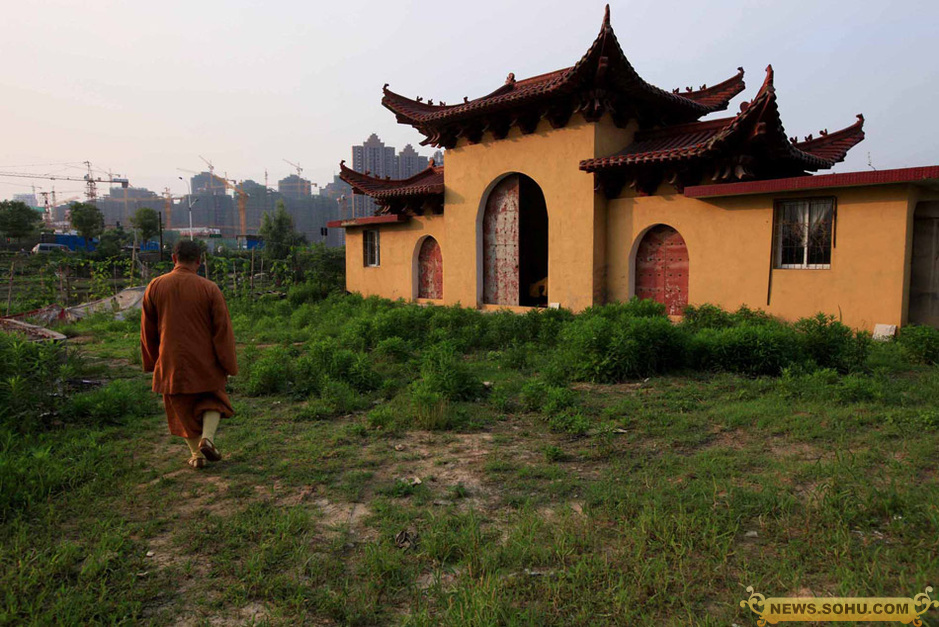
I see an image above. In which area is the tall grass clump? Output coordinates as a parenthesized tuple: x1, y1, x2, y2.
(0, 334, 74, 431)
(416, 341, 483, 401)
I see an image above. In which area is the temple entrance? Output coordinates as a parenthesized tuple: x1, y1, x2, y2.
(482, 174, 548, 307)
(910, 201, 939, 327)
(417, 236, 443, 299)
(635, 225, 689, 315)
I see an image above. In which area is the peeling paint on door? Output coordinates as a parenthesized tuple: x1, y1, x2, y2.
(635, 225, 689, 315)
(483, 175, 520, 306)
(418, 237, 443, 299)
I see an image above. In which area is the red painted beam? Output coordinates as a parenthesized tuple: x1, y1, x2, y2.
(684, 166, 939, 198)
(326, 214, 410, 228)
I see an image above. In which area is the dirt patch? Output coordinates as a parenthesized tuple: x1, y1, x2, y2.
(702, 427, 753, 451)
(389, 432, 496, 509)
(768, 438, 828, 462)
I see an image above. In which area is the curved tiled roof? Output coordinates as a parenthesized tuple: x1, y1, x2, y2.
(381, 5, 745, 146)
(581, 66, 865, 174)
(338, 161, 444, 212)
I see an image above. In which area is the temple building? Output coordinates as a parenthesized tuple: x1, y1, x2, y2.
(329, 6, 939, 330)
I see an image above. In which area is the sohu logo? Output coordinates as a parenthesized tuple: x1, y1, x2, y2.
(740, 585, 939, 625)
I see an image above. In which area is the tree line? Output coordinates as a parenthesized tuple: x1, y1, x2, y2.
(0, 198, 306, 261)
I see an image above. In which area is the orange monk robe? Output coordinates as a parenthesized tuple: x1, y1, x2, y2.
(140, 266, 238, 437)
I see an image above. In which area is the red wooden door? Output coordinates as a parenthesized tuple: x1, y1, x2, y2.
(635, 225, 688, 315)
(418, 237, 443, 299)
(482, 175, 520, 306)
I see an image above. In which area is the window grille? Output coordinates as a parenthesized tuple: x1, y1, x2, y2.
(775, 198, 834, 269)
(363, 229, 380, 267)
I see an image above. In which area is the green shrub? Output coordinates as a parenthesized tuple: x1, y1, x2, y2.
(409, 381, 451, 430)
(417, 341, 482, 401)
(373, 337, 413, 362)
(562, 315, 687, 383)
(581, 297, 667, 322)
(66, 379, 154, 425)
(547, 411, 591, 436)
(543, 386, 578, 414)
(795, 313, 870, 372)
(302, 379, 368, 419)
(682, 304, 735, 332)
(897, 325, 939, 364)
(543, 445, 566, 462)
(690, 323, 803, 375)
(243, 345, 294, 395)
(520, 380, 549, 412)
(366, 404, 399, 430)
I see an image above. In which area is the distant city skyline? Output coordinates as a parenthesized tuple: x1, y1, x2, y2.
(2, 1, 938, 202)
(350, 134, 433, 216)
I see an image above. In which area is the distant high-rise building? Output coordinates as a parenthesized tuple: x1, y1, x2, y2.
(351, 134, 396, 217)
(278, 174, 313, 200)
(12, 193, 38, 208)
(432, 150, 445, 167)
(350, 134, 434, 217)
(396, 144, 428, 179)
(96, 187, 164, 228)
(190, 171, 228, 195)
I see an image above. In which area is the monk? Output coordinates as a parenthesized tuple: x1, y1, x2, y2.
(140, 240, 238, 469)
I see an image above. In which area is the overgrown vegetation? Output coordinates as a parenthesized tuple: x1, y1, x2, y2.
(2, 260, 938, 624)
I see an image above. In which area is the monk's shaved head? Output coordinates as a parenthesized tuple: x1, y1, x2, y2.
(173, 240, 202, 263)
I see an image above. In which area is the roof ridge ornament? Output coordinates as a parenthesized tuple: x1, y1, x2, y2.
(603, 4, 611, 28)
(505, 72, 516, 86)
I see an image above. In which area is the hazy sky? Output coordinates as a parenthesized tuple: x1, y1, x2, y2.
(2, 0, 938, 201)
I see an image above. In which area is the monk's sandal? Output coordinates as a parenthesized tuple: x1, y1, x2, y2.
(199, 438, 222, 462)
(188, 456, 206, 470)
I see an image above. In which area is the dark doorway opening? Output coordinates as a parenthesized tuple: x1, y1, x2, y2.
(910, 201, 939, 328)
(482, 173, 548, 307)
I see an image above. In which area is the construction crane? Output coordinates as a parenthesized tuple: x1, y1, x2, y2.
(0, 164, 129, 205)
(283, 159, 303, 178)
(282, 158, 317, 197)
(179, 164, 249, 243)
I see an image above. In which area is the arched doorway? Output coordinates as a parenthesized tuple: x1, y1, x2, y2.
(635, 225, 688, 315)
(417, 236, 443, 299)
(910, 201, 939, 327)
(482, 174, 548, 306)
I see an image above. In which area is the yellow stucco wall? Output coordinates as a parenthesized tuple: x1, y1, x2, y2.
(343, 113, 631, 311)
(341, 116, 918, 330)
(343, 214, 446, 302)
(606, 184, 915, 330)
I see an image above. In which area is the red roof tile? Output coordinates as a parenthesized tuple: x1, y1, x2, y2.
(339, 161, 444, 200)
(326, 214, 411, 229)
(684, 166, 939, 198)
(581, 66, 865, 175)
(381, 5, 745, 147)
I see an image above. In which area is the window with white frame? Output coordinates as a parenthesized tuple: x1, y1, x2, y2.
(363, 229, 380, 267)
(775, 198, 834, 269)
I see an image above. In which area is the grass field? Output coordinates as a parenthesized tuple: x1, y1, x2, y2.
(2, 290, 938, 626)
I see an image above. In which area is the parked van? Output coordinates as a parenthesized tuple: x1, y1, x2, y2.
(31, 243, 71, 254)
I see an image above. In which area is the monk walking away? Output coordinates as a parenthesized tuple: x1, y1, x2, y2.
(140, 240, 238, 469)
